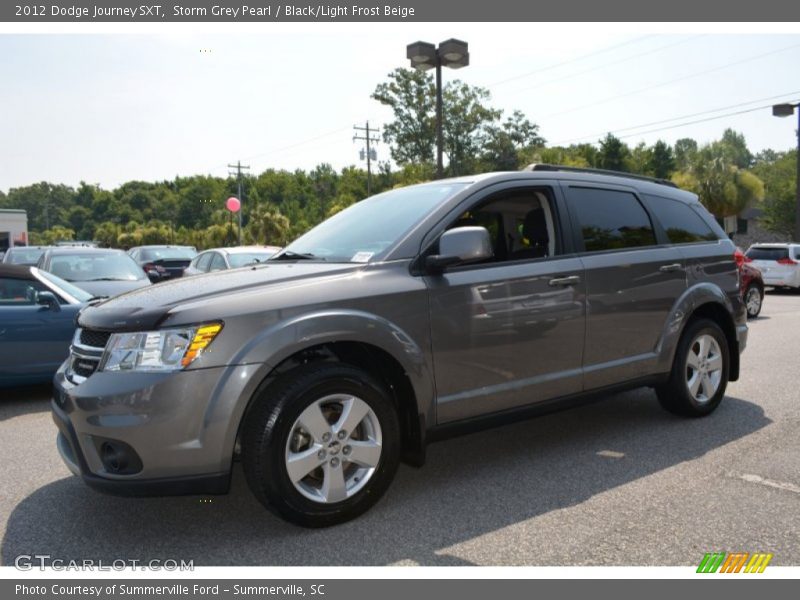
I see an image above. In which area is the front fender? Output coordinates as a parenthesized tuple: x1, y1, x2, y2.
(210, 309, 435, 466)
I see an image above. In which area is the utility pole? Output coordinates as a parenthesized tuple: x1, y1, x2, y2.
(353, 122, 380, 196)
(227, 160, 250, 245)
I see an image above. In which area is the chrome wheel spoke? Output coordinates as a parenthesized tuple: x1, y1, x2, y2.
(686, 351, 701, 370)
(286, 445, 324, 483)
(334, 397, 371, 436)
(321, 462, 348, 503)
(297, 402, 330, 442)
(688, 372, 702, 397)
(346, 439, 382, 468)
(697, 336, 710, 361)
(707, 354, 723, 373)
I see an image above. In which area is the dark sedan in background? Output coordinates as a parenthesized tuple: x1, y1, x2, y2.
(0, 264, 91, 387)
(127, 245, 197, 281)
(37, 247, 151, 298)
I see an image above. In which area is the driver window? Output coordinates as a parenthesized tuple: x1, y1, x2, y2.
(447, 188, 559, 263)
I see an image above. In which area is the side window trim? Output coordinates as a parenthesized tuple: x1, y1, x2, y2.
(560, 182, 663, 255)
(415, 180, 574, 275)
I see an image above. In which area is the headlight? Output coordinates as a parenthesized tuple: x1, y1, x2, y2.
(99, 323, 223, 373)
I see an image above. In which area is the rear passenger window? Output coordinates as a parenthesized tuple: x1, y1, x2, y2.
(566, 187, 656, 252)
(645, 196, 717, 244)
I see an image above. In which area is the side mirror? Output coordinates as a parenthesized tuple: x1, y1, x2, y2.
(425, 226, 493, 273)
(36, 291, 61, 312)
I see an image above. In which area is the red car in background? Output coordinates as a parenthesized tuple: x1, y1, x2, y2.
(735, 247, 765, 318)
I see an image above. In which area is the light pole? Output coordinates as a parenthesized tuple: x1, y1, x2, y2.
(406, 39, 469, 179)
(772, 102, 800, 242)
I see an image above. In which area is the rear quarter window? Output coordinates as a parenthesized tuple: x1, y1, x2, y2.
(645, 196, 718, 244)
(565, 187, 656, 252)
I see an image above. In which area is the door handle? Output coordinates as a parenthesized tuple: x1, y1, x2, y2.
(659, 263, 683, 273)
(548, 275, 581, 287)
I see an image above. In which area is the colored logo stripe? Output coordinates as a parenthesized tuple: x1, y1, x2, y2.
(697, 552, 773, 573)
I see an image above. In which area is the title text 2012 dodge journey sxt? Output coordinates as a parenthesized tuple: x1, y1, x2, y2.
(52, 166, 748, 527)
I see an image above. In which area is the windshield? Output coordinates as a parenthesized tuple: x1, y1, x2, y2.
(746, 247, 789, 261)
(228, 251, 279, 267)
(141, 247, 197, 261)
(34, 269, 93, 302)
(48, 253, 146, 282)
(6, 247, 46, 264)
(279, 183, 467, 262)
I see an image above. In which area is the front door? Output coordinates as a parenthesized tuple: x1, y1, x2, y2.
(425, 184, 586, 423)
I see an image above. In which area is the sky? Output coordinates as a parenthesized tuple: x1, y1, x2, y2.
(1, 25, 799, 192)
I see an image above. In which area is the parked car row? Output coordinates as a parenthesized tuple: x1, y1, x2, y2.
(0, 243, 282, 387)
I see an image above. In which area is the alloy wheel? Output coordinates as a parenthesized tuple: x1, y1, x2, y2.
(685, 334, 723, 404)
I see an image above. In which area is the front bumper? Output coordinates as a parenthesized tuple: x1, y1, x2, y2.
(51, 361, 259, 496)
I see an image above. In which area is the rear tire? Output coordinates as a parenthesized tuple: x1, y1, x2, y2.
(655, 318, 730, 417)
(744, 284, 763, 318)
(241, 362, 400, 527)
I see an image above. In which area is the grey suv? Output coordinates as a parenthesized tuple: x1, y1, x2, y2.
(52, 166, 748, 527)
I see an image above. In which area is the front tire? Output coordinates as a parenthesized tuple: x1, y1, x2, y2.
(655, 318, 730, 417)
(744, 284, 763, 318)
(241, 362, 400, 527)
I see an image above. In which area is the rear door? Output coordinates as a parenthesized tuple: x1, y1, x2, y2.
(425, 181, 586, 423)
(561, 183, 687, 389)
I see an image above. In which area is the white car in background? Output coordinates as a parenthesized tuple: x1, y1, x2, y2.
(745, 243, 800, 289)
(183, 245, 282, 276)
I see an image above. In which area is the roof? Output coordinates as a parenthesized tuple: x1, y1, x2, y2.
(0, 263, 33, 279)
(0, 209, 27, 214)
(43, 247, 124, 255)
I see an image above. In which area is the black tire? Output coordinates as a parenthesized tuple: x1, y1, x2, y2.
(744, 284, 763, 318)
(655, 318, 730, 418)
(241, 362, 400, 527)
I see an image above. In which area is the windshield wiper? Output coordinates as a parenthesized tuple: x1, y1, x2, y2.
(87, 295, 109, 302)
(271, 251, 321, 261)
(83, 277, 130, 281)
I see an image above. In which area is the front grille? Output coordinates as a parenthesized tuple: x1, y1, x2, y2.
(71, 357, 99, 378)
(79, 329, 112, 349)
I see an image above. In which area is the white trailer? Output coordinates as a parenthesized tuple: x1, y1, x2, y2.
(0, 209, 28, 250)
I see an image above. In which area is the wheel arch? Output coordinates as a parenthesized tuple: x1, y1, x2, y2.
(226, 310, 434, 469)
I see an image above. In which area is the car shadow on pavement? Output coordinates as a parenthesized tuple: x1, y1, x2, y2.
(0, 386, 51, 422)
(2, 389, 769, 566)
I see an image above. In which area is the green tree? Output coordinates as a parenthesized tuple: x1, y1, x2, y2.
(673, 138, 698, 172)
(481, 110, 545, 171)
(598, 134, 629, 171)
(246, 205, 291, 246)
(648, 140, 675, 179)
(753, 149, 797, 237)
(372, 68, 436, 166)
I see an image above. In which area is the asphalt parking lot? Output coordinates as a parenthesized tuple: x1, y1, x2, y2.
(1, 291, 799, 567)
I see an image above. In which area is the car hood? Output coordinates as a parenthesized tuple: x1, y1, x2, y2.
(77, 262, 362, 331)
(71, 279, 151, 299)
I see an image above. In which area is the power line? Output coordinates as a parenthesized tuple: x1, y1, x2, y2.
(488, 35, 656, 87)
(552, 90, 800, 145)
(505, 35, 704, 97)
(542, 42, 800, 120)
(612, 100, 799, 140)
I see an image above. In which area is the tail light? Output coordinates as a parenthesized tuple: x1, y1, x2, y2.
(777, 257, 797, 266)
(734, 249, 744, 268)
(143, 262, 166, 273)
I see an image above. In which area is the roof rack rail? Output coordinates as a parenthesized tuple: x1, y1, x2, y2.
(523, 163, 678, 188)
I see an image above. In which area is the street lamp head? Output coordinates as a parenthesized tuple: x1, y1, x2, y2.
(406, 41, 437, 69)
(772, 103, 796, 118)
(438, 39, 469, 68)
